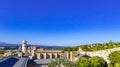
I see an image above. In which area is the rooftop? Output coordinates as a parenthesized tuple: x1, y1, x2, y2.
(0, 56, 19, 67)
(36, 49, 64, 53)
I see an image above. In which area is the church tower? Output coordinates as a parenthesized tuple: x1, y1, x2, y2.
(22, 40, 27, 53)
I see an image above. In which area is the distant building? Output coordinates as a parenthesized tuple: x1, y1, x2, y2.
(0, 47, 5, 50)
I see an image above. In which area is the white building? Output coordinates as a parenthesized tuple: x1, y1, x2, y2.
(22, 40, 27, 54)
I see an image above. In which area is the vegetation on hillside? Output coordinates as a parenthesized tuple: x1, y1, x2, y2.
(59, 46, 79, 51)
(75, 56, 107, 67)
(108, 51, 120, 67)
(81, 40, 120, 51)
(61, 40, 120, 51)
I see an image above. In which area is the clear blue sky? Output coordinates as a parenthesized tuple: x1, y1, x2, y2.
(0, 0, 120, 46)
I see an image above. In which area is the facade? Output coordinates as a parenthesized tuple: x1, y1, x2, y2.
(3, 40, 76, 62)
(36, 48, 64, 59)
(20, 40, 65, 60)
(66, 51, 77, 62)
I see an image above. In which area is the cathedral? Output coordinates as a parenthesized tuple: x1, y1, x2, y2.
(20, 40, 64, 60)
(4, 40, 77, 62)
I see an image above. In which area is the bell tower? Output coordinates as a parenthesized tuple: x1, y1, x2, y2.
(22, 40, 27, 53)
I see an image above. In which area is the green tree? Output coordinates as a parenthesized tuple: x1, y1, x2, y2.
(114, 63, 120, 67)
(60, 40, 120, 51)
(48, 59, 73, 67)
(90, 56, 106, 67)
(0, 50, 5, 54)
(48, 61, 57, 67)
(108, 51, 120, 67)
(75, 56, 107, 67)
(75, 57, 90, 67)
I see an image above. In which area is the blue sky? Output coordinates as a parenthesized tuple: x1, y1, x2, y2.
(0, 0, 120, 46)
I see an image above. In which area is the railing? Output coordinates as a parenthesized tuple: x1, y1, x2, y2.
(13, 57, 28, 67)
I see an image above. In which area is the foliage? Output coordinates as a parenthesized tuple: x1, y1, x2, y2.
(48, 59, 73, 67)
(75, 57, 90, 67)
(60, 46, 79, 51)
(108, 51, 120, 67)
(90, 56, 107, 67)
(0, 50, 5, 54)
(81, 45, 93, 51)
(82, 40, 117, 51)
(114, 63, 120, 67)
(61, 40, 120, 51)
(75, 56, 107, 67)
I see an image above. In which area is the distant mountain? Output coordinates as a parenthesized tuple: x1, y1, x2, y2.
(0, 42, 21, 46)
(35, 45, 65, 49)
(0, 42, 7, 45)
(0, 42, 65, 49)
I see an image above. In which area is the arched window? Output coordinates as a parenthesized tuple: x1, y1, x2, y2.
(41, 54, 44, 59)
(46, 54, 50, 59)
(58, 54, 60, 58)
(52, 54, 55, 59)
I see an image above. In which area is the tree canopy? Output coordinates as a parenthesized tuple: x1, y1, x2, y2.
(48, 59, 74, 67)
(60, 46, 79, 51)
(108, 51, 120, 67)
(75, 56, 107, 67)
(61, 40, 120, 51)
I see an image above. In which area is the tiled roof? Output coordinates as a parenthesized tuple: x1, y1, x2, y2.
(0, 56, 11, 63)
(0, 56, 19, 67)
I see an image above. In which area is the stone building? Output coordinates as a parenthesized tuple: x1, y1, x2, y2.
(66, 51, 77, 62)
(20, 40, 65, 60)
(35, 48, 64, 59)
(27, 46, 37, 59)
(3, 40, 76, 62)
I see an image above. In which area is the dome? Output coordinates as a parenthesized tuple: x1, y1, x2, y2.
(22, 40, 27, 44)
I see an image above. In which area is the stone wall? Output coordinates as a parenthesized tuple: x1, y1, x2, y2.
(77, 47, 120, 64)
